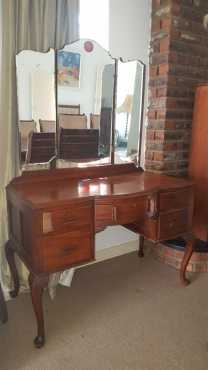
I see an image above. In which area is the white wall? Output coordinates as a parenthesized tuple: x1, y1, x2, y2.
(58, 40, 114, 122)
(109, 0, 151, 63)
(96, 0, 151, 249)
(16, 49, 55, 122)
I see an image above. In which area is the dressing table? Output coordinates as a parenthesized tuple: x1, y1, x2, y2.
(5, 39, 194, 347)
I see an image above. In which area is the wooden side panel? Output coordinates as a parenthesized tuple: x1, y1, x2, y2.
(159, 188, 193, 212)
(189, 85, 208, 241)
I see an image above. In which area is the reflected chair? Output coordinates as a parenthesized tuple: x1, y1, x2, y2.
(39, 120, 56, 133)
(19, 120, 37, 152)
(26, 132, 56, 163)
(59, 128, 99, 160)
(59, 114, 87, 129)
(58, 104, 80, 115)
(90, 114, 100, 130)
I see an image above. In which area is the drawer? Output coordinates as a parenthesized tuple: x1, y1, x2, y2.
(114, 196, 147, 224)
(95, 204, 114, 229)
(158, 209, 190, 240)
(159, 188, 192, 212)
(95, 196, 147, 230)
(39, 230, 94, 273)
(42, 202, 93, 234)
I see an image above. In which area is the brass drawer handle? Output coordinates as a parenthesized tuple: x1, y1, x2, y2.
(146, 193, 159, 219)
(43, 212, 53, 233)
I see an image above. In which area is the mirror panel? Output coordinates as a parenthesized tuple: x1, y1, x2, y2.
(115, 60, 143, 164)
(16, 49, 56, 169)
(56, 39, 115, 166)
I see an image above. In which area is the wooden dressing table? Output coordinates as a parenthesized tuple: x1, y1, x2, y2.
(5, 163, 194, 348)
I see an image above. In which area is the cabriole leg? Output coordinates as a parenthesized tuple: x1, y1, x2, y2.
(5, 240, 20, 298)
(28, 273, 49, 348)
(180, 239, 195, 286)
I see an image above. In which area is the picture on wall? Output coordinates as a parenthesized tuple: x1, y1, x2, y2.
(57, 51, 81, 87)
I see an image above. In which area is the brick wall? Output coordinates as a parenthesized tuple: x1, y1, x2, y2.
(146, 0, 208, 175)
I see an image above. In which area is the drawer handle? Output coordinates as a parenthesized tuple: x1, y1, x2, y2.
(62, 245, 76, 255)
(43, 212, 53, 233)
(169, 220, 176, 228)
(146, 193, 159, 219)
(62, 218, 76, 227)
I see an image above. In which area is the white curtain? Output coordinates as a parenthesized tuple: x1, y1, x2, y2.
(0, 0, 79, 297)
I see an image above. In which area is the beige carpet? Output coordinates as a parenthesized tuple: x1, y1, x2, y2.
(1, 250, 208, 370)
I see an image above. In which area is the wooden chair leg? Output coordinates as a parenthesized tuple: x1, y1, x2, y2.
(5, 240, 20, 298)
(180, 239, 195, 286)
(28, 273, 49, 348)
(138, 235, 145, 257)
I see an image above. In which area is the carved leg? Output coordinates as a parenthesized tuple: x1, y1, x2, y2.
(28, 273, 49, 348)
(180, 239, 195, 286)
(5, 240, 20, 298)
(138, 235, 145, 258)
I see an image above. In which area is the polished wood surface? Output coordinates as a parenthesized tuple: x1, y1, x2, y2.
(5, 163, 194, 347)
(9, 165, 193, 206)
(189, 84, 208, 242)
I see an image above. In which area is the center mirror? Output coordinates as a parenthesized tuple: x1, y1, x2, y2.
(56, 39, 115, 167)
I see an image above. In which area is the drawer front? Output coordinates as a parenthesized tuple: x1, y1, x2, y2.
(158, 209, 190, 240)
(95, 204, 114, 229)
(95, 196, 147, 230)
(39, 230, 94, 273)
(114, 196, 147, 224)
(159, 188, 192, 212)
(42, 202, 93, 234)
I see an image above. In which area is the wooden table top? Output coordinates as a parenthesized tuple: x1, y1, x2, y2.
(8, 165, 193, 209)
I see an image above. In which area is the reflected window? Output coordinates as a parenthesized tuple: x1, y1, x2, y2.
(115, 60, 142, 164)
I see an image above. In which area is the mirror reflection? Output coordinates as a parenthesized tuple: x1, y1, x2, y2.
(115, 60, 142, 164)
(16, 49, 56, 168)
(16, 40, 144, 170)
(57, 39, 115, 164)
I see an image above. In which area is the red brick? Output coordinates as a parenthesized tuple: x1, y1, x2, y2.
(159, 63, 169, 75)
(160, 37, 170, 52)
(146, 0, 208, 174)
(150, 65, 159, 77)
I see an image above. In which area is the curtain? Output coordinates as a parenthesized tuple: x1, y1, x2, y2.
(0, 0, 79, 298)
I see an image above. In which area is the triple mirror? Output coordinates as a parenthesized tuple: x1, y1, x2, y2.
(16, 39, 145, 170)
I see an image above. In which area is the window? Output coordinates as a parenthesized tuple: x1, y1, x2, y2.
(79, 0, 109, 50)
